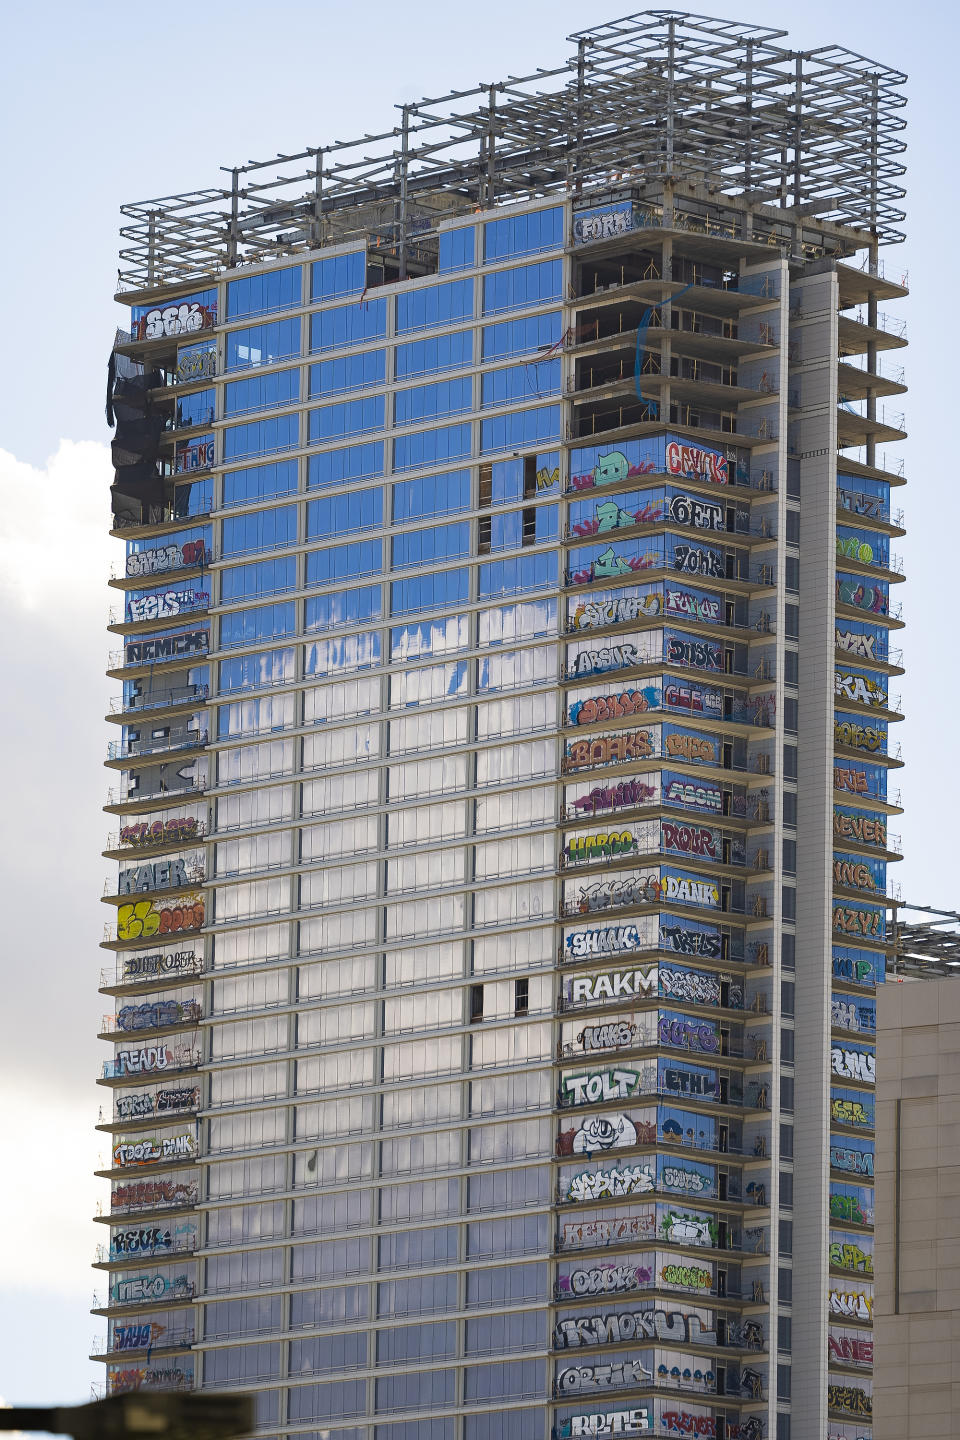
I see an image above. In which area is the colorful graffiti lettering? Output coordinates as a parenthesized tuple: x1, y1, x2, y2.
(561, 1214, 656, 1248)
(832, 907, 885, 939)
(660, 1164, 713, 1195)
(556, 1309, 716, 1349)
(832, 810, 886, 847)
(663, 681, 723, 718)
(829, 1194, 869, 1226)
(127, 590, 209, 624)
(124, 630, 209, 667)
(666, 636, 723, 671)
(565, 1164, 655, 1203)
(661, 821, 720, 860)
(558, 1264, 653, 1298)
(557, 1359, 654, 1394)
(658, 1017, 719, 1053)
(569, 643, 643, 677)
(562, 1068, 644, 1106)
(573, 596, 661, 629)
(664, 778, 722, 814)
(835, 629, 878, 661)
(827, 1385, 872, 1418)
(661, 1413, 716, 1437)
(567, 730, 656, 768)
(125, 539, 207, 579)
(111, 1179, 199, 1212)
(121, 949, 201, 981)
(829, 1241, 873, 1274)
(117, 897, 205, 941)
(836, 577, 887, 615)
(569, 689, 660, 725)
(832, 859, 879, 893)
(574, 779, 659, 816)
(831, 1099, 871, 1127)
(834, 719, 884, 753)
(658, 966, 722, 1006)
(569, 968, 659, 1003)
(560, 1410, 650, 1437)
(134, 301, 216, 341)
(836, 671, 887, 708)
(659, 925, 722, 958)
(828, 1335, 874, 1365)
(831, 1047, 876, 1083)
(828, 1289, 873, 1320)
(567, 830, 643, 864)
(664, 733, 717, 764)
(671, 544, 725, 578)
(830, 1143, 874, 1178)
(664, 588, 722, 625)
(659, 1263, 712, 1289)
(113, 1133, 196, 1168)
(119, 818, 200, 848)
(666, 441, 728, 485)
(565, 926, 645, 960)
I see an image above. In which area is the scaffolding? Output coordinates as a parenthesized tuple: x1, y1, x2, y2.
(889, 904, 960, 979)
(117, 9, 907, 293)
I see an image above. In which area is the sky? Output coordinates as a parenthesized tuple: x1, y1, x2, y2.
(0, 0, 956, 1412)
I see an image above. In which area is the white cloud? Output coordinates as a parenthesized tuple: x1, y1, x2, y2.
(0, 441, 118, 613)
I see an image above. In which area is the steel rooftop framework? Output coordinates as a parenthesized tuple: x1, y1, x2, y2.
(117, 8, 906, 292)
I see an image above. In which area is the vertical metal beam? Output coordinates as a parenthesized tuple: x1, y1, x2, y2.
(398, 105, 410, 280)
(793, 54, 804, 207)
(311, 149, 324, 250)
(485, 85, 497, 209)
(573, 39, 586, 196)
(227, 170, 239, 268)
(665, 17, 676, 178)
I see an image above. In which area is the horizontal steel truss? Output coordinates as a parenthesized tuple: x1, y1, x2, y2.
(118, 8, 906, 292)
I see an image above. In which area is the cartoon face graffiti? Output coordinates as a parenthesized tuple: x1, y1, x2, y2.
(593, 452, 631, 486)
(572, 1113, 638, 1154)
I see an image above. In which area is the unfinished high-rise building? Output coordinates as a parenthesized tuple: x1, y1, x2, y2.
(95, 13, 906, 1440)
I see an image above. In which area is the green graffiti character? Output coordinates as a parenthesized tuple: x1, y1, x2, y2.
(595, 500, 634, 532)
(593, 451, 630, 486)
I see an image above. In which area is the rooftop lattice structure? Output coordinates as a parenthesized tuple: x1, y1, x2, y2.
(118, 8, 907, 292)
(890, 905, 960, 979)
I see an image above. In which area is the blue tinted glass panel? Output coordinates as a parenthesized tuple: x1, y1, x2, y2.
(221, 506, 297, 557)
(482, 260, 563, 316)
(438, 227, 476, 273)
(305, 586, 382, 632)
(226, 267, 302, 320)
(218, 647, 296, 692)
(484, 207, 564, 262)
(396, 280, 474, 335)
(308, 443, 384, 489)
(395, 378, 472, 426)
(176, 388, 215, 428)
(480, 406, 561, 453)
(392, 470, 471, 523)
(173, 475, 213, 518)
(481, 359, 560, 408)
(482, 312, 562, 360)
(220, 602, 297, 648)
(308, 396, 384, 443)
(393, 424, 472, 472)
(394, 331, 473, 381)
(225, 319, 300, 371)
(309, 350, 386, 397)
(223, 415, 299, 461)
(224, 368, 300, 417)
(478, 552, 557, 597)
(391, 569, 470, 616)
(311, 300, 387, 352)
(304, 631, 381, 677)
(222, 460, 298, 508)
(393, 522, 471, 570)
(305, 540, 383, 587)
(311, 251, 366, 301)
(221, 556, 297, 601)
(306, 489, 383, 539)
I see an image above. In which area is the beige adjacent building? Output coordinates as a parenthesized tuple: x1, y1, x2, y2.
(875, 976, 960, 1438)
